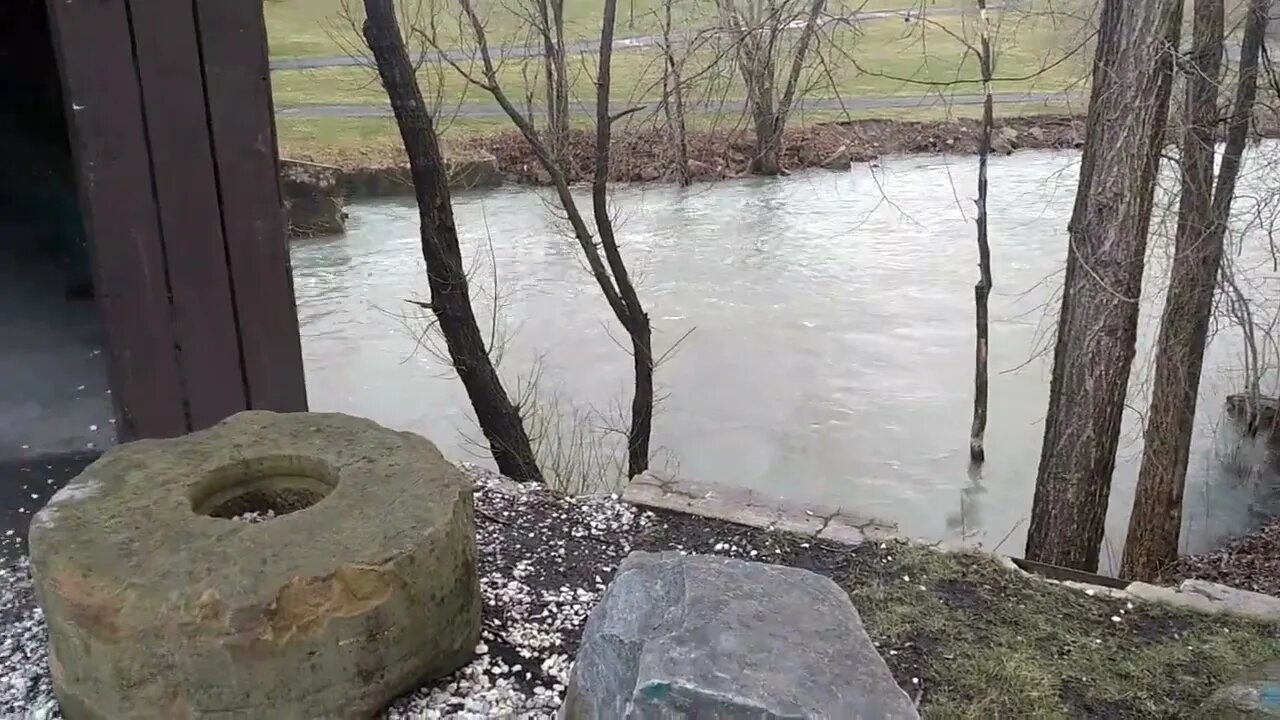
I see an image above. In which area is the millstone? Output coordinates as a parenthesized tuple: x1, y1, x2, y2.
(27, 411, 480, 719)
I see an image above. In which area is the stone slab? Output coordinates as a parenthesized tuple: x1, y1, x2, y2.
(562, 551, 919, 719)
(623, 472, 896, 547)
(1125, 580, 1280, 623)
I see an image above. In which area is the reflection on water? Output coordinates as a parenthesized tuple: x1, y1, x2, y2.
(290, 146, 1280, 565)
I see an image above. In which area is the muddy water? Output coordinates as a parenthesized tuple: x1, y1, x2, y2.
(290, 145, 1280, 565)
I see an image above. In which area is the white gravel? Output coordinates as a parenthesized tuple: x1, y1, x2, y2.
(0, 464, 652, 720)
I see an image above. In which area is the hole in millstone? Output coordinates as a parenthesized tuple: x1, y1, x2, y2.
(189, 455, 339, 521)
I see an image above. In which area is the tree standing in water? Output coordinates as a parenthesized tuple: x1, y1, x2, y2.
(1122, 0, 1272, 581)
(1025, 0, 1183, 571)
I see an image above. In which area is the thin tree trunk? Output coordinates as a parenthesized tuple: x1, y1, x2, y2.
(362, 0, 544, 483)
(661, 0, 691, 186)
(595, 0, 654, 476)
(454, 0, 655, 478)
(1122, 0, 1271, 581)
(970, 0, 994, 465)
(537, 0, 569, 168)
(1025, 0, 1183, 572)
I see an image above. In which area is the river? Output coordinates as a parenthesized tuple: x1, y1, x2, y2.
(290, 145, 1280, 566)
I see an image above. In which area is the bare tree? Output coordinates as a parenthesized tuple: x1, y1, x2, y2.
(533, 0, 572, 168)
(715, 0, 826, 175)
(970, 0, 995, 464)
(361, 0, 544, 483)
(441, 0, 657, 478)
(1122, 0, 1272, 581)
(1025, 0, 1183, 572)
(660, 0, 692, 186)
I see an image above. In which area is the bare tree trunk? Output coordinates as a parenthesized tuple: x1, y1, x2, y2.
(362, 0, 544, 483)
(537, 0, 570, 168)
(595, 0, 655, 477)
(970, 0, 994, 464)
(661, 0, 692, 186)
(1123, 0, 1271, 581)
(1025, 0, 1182, 572)
(452, 0, 655, 478)
(721, 0, 825, 176)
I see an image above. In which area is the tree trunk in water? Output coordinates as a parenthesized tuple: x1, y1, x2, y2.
(1122, 0, 1271, 581)
(970, 0, 994, 465)
(1025, 0, 1182, 572)
(594, 0, 654, 477)
(738, 30, 781, 176)
(363, 0, 544, 483)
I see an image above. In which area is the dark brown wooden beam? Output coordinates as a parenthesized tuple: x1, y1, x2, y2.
(195, 0, 308, 413)
(129, 0, 249, 430)
(44, 0, 187, 440)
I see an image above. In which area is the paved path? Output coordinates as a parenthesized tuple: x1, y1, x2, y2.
(275, 89, 1084, 119)
(269, 4, 1008, 71)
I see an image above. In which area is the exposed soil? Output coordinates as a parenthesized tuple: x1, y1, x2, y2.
(471, 115, 1089, 186)
(285, 114, 1090, 189)
(4, 464, 1280, 718)
(1171, 517, 1280, 597)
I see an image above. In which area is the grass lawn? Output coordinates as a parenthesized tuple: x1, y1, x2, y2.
(263, 0, 965, 59)
(267, 0, 1093, 164)
(268, 9, 1091, 105)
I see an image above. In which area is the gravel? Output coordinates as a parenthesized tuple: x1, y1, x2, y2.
(0, 464, 655, 720)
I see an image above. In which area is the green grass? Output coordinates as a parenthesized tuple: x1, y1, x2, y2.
(267, 0, 1094, 163)
(263, 0, 965, 59)
(269, 9, 1091, 106)
(849, 544, 1280, 717)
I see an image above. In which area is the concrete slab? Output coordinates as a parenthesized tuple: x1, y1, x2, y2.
(0, 240, 114, 458)
(623, 471, 897, 547)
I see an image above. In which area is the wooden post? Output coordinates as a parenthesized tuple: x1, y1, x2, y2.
(43, 0, 307, 440)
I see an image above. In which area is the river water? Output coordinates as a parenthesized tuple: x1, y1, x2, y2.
(291, 145, 1280, 564)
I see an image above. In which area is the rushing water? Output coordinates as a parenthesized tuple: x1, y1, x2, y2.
(291, 145, 1280, 564)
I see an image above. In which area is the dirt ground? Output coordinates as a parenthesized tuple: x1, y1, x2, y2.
(282, 114, 1090, 183)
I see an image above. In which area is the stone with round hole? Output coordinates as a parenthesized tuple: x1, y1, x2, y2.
(27, 411, 480, 719)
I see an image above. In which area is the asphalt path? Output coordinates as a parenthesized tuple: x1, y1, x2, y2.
(274, 89, 1084, 119)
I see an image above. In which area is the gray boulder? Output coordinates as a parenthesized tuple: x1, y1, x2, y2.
(563, 551, 919, 719)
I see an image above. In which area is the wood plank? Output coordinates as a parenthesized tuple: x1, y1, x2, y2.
(195, 0, 308, 413)
(128, 0, 249, 430)
(43, 0, 187, 440)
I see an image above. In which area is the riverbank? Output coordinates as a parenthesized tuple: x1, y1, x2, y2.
(1173, 515, 1280, 597)
(281, 114, 1089, 199)
(4, 462, 1280, 718)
